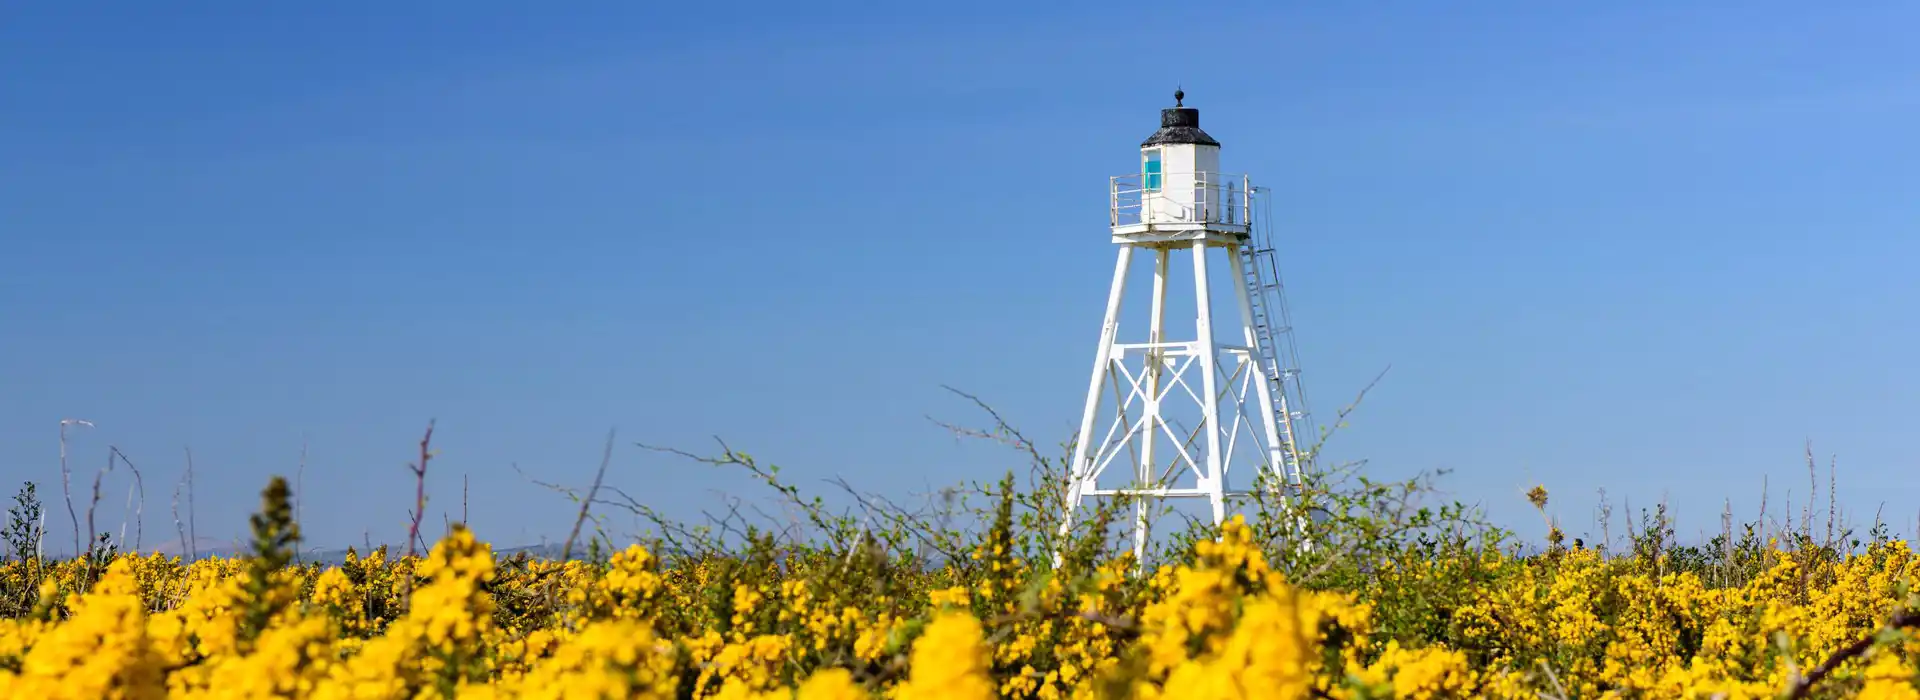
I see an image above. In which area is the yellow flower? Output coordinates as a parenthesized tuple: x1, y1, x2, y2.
(896, 612, 995, 700)
(796, 667, 868, 700)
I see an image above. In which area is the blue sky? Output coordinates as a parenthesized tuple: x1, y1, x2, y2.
(3, 2, 1918, 555)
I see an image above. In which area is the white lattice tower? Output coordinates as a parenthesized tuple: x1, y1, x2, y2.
(1058, 90, 1310, 565)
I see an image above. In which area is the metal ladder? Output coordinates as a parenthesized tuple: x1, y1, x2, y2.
(1238, 195, 1314, 487)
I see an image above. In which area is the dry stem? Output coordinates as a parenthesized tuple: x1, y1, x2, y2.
(109, 446, 144, 552)
(84, 449, 113, 569)
(185, 446, 199, 562)
(172, 461, 189, 560)
(397, 420, 436, 609)
(1784, 609, 1920, 698)
(1803, 439, 1816, 544)
(58, 419, 93, 557)
(405, 420, 435, 562)
(561, 428, 616, 562)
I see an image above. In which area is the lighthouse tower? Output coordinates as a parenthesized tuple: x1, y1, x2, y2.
(1059, 90, 1315, 563)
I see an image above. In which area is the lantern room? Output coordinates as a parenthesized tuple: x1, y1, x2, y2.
(1110, 90, 1252, 240)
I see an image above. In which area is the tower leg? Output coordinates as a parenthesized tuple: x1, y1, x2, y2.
(1135, 247, 1170, 565)
(1190, 239, 1227, 527)
(1059, 245, 1134, 551)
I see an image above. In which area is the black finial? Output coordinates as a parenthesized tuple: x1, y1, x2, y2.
(1174, 87, 1184, 106)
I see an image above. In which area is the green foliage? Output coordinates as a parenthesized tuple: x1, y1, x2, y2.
(4, 482, 44, 564)
(0, 482, 48, 618)
(239, 475, 301, 650)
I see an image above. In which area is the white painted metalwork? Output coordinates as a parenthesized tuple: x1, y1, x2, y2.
(1060, 105, 1314, 566)
(1110, 171, 1255, 231)
(1240, 190, 1316, 482)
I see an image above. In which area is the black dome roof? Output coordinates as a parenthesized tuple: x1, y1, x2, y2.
(1141, 89, 1219, 148)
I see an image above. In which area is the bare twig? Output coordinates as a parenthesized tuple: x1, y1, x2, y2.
(929, 385, 1045, 468)
(1827, 453, 1837, 550)
(1536, 659, 1570, 700)
(1302, 365, 1390, 465)
(393, 422, 436, 611)
(511, 464, 643, 557)
(562, 428, 617, 562)
(1758, 475, 1770, 563)
(406, 420, 436, 562)
(1596, 487, 1612, 556)
(1785, 488, 1795, 541)
(636, 437, 849, 547)
(1784, 609, 1920, 698)
(592, 484, 714, 559)
(86, 450, 115, 560)
(172, 461, 189, 561)
(1804, 439, 1816, 544)
(405, 510, 430, 553)
(1720, 498, 1733, 587)
(1292, 466, 1431, 584)
(462, 473, 469, 526)
(828, 475, 966, 562)
(59, 419, 94, 557)
(109, 446, 144, 553)
(604, 483, 763, 556)
(120, 480, 135, 552)
(697, 492, 759, 547)
(185, 446, 199, 562)
(1624, 496, 1637, 549)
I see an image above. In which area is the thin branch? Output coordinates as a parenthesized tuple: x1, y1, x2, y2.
(1828, 452, 1837, 550)
(1303, 364, 1390, 465)
(1536, 659, 1570, 700)
(696, 492, 758, 548)
(562, 428, 617, 562)
(394, 420, 436, 610)
(928, 384, 1045, 468)
(593, 484, 715, 559)
(636, 437, 850, 548)
(406, 510, 429, 552)
(109, 446, 144, 553)
(827, 475, 966, 562)
(101, 446, 145, 552)
(1804, 439, 1816, 545)
(1784, 610, 1920, 698)
(185, 446, 199, 562)
(406, 420, 436, 562)
(120, 480, 135, 552)
(59, 419, 94, 558)
(1758, 474, 1769, 558)
(172, 459, 189, 561)
(86, 449, 115, 562)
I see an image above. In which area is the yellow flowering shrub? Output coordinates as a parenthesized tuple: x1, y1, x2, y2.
(5, 465, 1920, 699)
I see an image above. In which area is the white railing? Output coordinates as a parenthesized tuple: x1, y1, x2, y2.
(1110, 172, 1254, 228)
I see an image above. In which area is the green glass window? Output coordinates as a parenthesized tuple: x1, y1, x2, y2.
(1143, 150, 1162, 191)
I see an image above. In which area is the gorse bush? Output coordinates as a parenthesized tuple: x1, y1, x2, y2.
(2, 428, 1919, 699)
